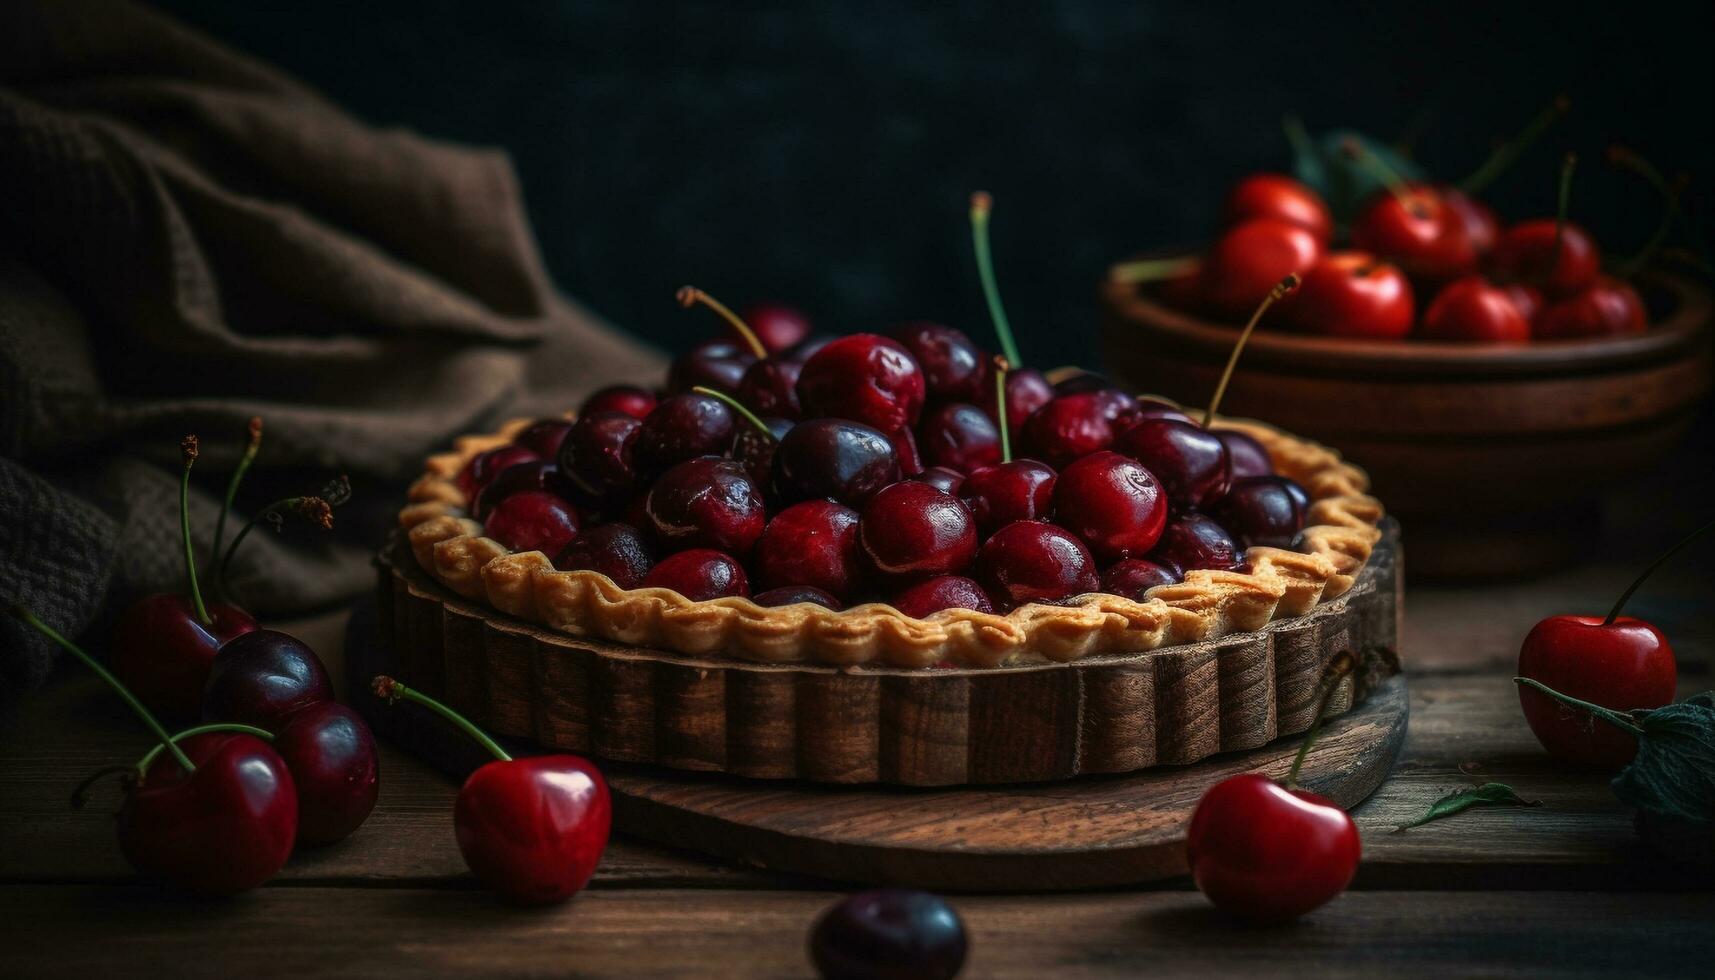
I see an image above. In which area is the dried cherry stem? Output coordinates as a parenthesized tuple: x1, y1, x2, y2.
(373, 676, 512, 762)
(1285, 650, 1356, 789)
(1603, 518, 1715, 626)
(210, 417, 263, 591)
(1512, 677, 1645, 737)
(1202, 274, 1301, 428)
(676, 286, 767, 359)
(691, 386, 773, 440)
(1108, 255, 1199, 285)
(179, 436, 213, 626)
(1340, 138, 1421, 216)
(1609, 145, 1682, 278)
(969, 191, 1023, 369)
(217, 492, 338, 597)
(1545, 152, 1577, 287)
(992, 356, 1013, 463)
(134, 722, 273, 775)
(9, 604, 195, 773)
(1459, 94, 1571, 195)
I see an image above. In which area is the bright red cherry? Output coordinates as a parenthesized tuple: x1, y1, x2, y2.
(1187, 773, 1360, 923)
(579, 384, 656, 420)
(797, 333, 927, 433)
(1099, 559, 1180, 600)
(483, 490, 581, 556)
(666, 338, 755, 395)
(958, 459, 1056, 537)
(1114, 418, 1231, 512)
(1214, 476, 1307, 550)
(1200, 218, 1322, 320)
(633, 393, 736, 476)
(1437, 185, 1501, 255)
(919, 402, 1002, 473)
(1534, 276, 1648, 339)
(753, 499, 865, 602)
(112, 596, 256, 721)
(513, 418, 573, 459)
(642, 549, 749, 601)
(889, 575, 996, 618)
(1217, 430, 1273, 479)
(273, 701, 380, 846)
(1350, 188, 1477, 284)
(457, 444, 539, 500)
(645, 458, 766, 555)
(976, 521, 1099, 609)
(1287, 252, 1414, 339)
(1223, 173, 1332, 243)
(1151, 513, 1241, 573)
(203, 628, 334, 730)
(555, 522, 655, 588)
(893, 321, 988, 402)
(913, 466, 966, 496)
(771, 418, 901, 508)
(859, 481, 978, 582)
(374, 677, 610, 905)
(558, 411, 643, 505)
(1421, 276, 1531, 343)
(1490, 219, 1601, 297)
(752, 585, 842, 610)
(1050, 451, 1167, 562)
(739, 302, 813, 353)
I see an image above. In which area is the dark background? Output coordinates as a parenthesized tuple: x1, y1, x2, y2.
(151, 0, 1715, 369)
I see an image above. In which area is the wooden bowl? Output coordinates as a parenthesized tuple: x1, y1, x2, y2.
(1100, 266, 1713, 577)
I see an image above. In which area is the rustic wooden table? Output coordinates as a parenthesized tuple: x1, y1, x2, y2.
(3, 516, 1712, 977)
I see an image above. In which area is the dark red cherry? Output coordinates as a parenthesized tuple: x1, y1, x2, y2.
(797, 333, 927, 433)
(1534, 276, 1648, 338)
(1282, 478, 1311, 512)
(1490, 219, 1601, 297)
(203, 628, 333, 730)
(1218, 430, 1273, 479)
(513, 418, 573, 459)
(1050, 450, 1168, 562)
(1214, 476, 1308, 550)
(111, 596, 257, 721)
(731, 416, 794, 488)
(579, 384, 656, 420)
(809, 889, 968, 980)
(558, 411, 643, 505)
(1421, 276, 1531, 343)
(890, 575, 996, 618)
(739, 302, 813, 353)
(633, 393, 736, 476)
(753, 499, 864, 602)
(458, 445, 539, 500)
(1151, 513, 1241, 572)
(859, 481, 978, 582)
(645, 458, 766, 555)
(1022, 392, 1122, 469)
(958, 459, 1056, 537)
(891, 425, 924, 477)
(555, 522, 655, 587)
(473, 461, 578, 520)
(1132, 397, 1195, 424)
(1100, 559, 1181, 600)
(772, 418, 901, 508)
(736, 357, 803, 418)
(976, 521, 1099, 609)
(641, 548, 749, 601)
(753, 585, 842, 610)
(913, 466, 966, 496)
(1051, 371, 1115, 395)
(484, 490, 581, 556)
(1223, 174, 1333, 243)
(918, 402, 1001, 473)
(667, 339, 755, 395)
(988, 367, 1054, 439)
(273, 701, 380, 846)
(783, 333, 836, 363)
(1114, 418, 1231, 512)
(1201, 218, 1323, 320)
(891, 321, 987, 402)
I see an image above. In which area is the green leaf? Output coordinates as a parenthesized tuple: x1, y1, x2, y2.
(1612, 692, 1715, 824)
(1284, 120, 1429, 230)
(1394, 782, 1540, 832)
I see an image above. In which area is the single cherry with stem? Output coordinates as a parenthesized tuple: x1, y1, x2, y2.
(373, 676, 610, 905)
(1489, 153, 1600, 297)
(1346, 140, 1476, 284)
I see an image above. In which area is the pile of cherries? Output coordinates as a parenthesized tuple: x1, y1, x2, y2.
(462, 195, 1312, 619)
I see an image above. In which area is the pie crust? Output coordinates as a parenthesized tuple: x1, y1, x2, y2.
(398, 408, 1383, 669)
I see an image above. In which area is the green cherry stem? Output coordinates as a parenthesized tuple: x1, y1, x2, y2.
(1609, 145, 1682, 279)
(992, 355, 1013, 463)
(1285, 651, 1356, 789)
(1513, 677, 1645, 736)
(969, 191, 1022, 369)
(1108, 255, 1199, 285)
(676, 286, 768, 359)
(1545, 152, 1577, 287)
(9, 604, 195, 773)
(373, 675, 512, 762)
(134, 723, 274, 776)
(1202, 274, 1301, 428)
(691, 386, 774, 441)
(210, 417, 263, 593)
(1458, 94, 1571, 195)
(1340, 138, 1420, 216)
(179, 436, 213, 626)
(1603, 518, 1715, 626)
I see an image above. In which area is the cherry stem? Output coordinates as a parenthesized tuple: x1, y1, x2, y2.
(1108, 255, 1199, 285)
(71, 765, 134, 809)
(179, 436, 213, 626)
(992, 356, 1012, 463)
(676, 286, 767, 359)
(1286, 651, 1356, 789)
(1609, 145, 1681, 279)
(1203, 274, 1300, 428)
(1340, 138, 1420, 216)
(210, 417, 263, 594)
(1459, 94, 1571, 195)
(969, 191, 1023, 369)
(1603, 518, 1715, 625)
(134, 722, 273, 776)
(1545, 152, 1577, 287)
(1513, 677, 1645, 737)
(9, 604, 196, 773)
(372, 675, 512, 762)
(217, 495, 333, 597)
(691, 386, 774, 441)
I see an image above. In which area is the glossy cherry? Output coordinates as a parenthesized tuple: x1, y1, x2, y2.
(1534, 276, 1647, 339)
(642, 549, 750, 601)
(1099, 559, 1180, 600)
(1218, 430, 1273, 480)
(554, 522, 655, 588)
(1287, 252, 1414, 339)
(1114, 418, 1231, 512)
(203, 628, 334, 730)
(666, 338, 755, 395)
(889, 575, 996, 618)
(273, 700, 380, 846)
(457, 444, 539, 500)
(1490, 219, 1601, 297)
(483, 490, 581, 556)
(739, 302, 813, 353)
(913, 466, 966, 496)
(976, 520, 1099, 609)
(1050, 451, 1167, 562)
(918, 402, 1002, 473)
(737, 357, 804, 419)
(579, 384, 657, 420)
(512, 418, 573, 459)
(892, 321, 987, 402)
(753, 586, 842, 610)
(1151, 513, 1241, 573)
(1421, 276, 1531, 343)
(633, 393, 737, 476)
(990, 368, 1054, 440)
(558, 411, 643, 505)
(796, 333, 927, 434)
(1200, 218, 1322, 320)
(958, 459, 1056, 537)
(1021, 391, 1126, 469)
(645, 458, 766, 555)
(809, 888, 968, 980)
(1214, 476, 1307, 550)
(473, 460, 579, 520)
(374, 677, 610, 905)
(772, 417, 901, 508)
(753, 500, 865, 602)
(1349, 181, 1477, 284)
(1223, 173, 1333, 243)
(859, 481, 978, 582)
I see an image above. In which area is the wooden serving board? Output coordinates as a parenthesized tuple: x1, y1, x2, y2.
(374, 520, 1401, 787)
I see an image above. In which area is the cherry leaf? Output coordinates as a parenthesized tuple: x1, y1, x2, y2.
(1394, 782, 1540, 832)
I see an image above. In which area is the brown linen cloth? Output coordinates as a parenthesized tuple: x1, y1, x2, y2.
(0, 0, 662, 700)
